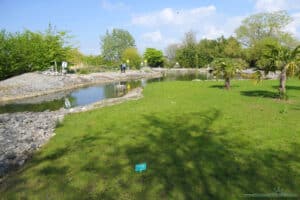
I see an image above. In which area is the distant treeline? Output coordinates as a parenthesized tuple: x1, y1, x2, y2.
(1, 11, 299, 80)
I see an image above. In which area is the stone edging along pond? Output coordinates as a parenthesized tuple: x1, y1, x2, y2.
(0, 87, 144, 182)
(0, 70, 162, 104)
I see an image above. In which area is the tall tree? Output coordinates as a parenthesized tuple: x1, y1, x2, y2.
(222, 37, 242, 58)
(121, 47, 142, 69)
(261, 44, 300, 98)
(195, 36, 242, 68)
(235, 11, 295, 47)
(245, 37, 279, 67)
(100, 29, 135, 63)
(196, 39, 218, 67)
(175, 31, 199, 68)
(144, 48, 164, 67)
(165, 44, 180, 62)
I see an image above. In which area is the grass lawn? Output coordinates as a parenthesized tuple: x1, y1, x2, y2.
(1, 79, 300, 199)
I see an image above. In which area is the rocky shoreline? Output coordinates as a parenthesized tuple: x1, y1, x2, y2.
(0, 87, 143, 181)
(0, 70, 161, 103)
(0, 111, 62, 178)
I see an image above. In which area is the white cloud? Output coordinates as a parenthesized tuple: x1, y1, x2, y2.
(254, 0, 287, 12)
(138, 31, 179, 53)
(142, 31, 163, 43)
(131, 5, 245, 41)
(201, 26, 226, 39)
(254, 0, 300, 12)
(285, 12, 300, 37)
(132, 6, 247, 51)
(101, 0, 129, 11)
(131, 6, 216, 27)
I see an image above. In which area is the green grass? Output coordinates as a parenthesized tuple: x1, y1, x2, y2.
(1, 79, 300, 199)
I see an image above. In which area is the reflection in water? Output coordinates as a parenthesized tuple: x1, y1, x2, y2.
(0, 73, 209, 113)
(64, 98, 71, 109)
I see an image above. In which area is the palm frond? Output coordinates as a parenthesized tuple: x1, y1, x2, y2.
(286, 62, 297, 77)
(291, 45, 300, 59)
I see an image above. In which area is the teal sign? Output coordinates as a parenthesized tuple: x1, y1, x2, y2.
(135, 163, 147, 172)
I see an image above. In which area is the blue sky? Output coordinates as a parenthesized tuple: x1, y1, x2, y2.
(1, 0, 300, 55)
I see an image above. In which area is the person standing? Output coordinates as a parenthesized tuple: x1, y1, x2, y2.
(121, 63, 126, 73)
(123, 63, 126, 73)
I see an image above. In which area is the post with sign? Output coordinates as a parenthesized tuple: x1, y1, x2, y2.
(62, 61, 68, 75)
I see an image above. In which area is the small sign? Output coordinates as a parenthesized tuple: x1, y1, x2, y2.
(135, 163, 147, 172)
(62, 61, 68, 68)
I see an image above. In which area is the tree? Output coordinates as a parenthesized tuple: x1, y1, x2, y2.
(196, 39, 218, 67)
(261, 44, 300, 98)
(82, 55, 104, 66)
(165, 43, 180, 67)
(211, 58, 247, 89)
(144, 48, 164, 67)
(100, 29, 135, 63)
(67, 48, 84, 66)
(235, 11, 295, 47)
(0, 30, 10, 79)
(222, 37, 242, 58)
(121, 47, 142, 69)
(0, 26, 73, 80)
(175, 31, 199, 68)
(44, 26, 72, 68)
(245, 37, 279, 67)
(165, 44, 179, 61)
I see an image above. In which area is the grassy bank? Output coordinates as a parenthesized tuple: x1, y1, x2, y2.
(1, 79, 300, 199)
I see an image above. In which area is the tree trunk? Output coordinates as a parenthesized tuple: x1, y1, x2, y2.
(225, 77, 230, 90)
(279, 67, 287, 97)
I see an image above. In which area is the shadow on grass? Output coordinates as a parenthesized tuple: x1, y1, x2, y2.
(240, 90, 279, 99)
(121, 110, 300, 199)
(272, 85, 300, 91)
(210, 85, 239, 89)
(1, 110, 300, 199)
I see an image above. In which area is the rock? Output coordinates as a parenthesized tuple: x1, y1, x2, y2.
(5, 152, 16, 160)
(30, 144, 37, 150)
(17, 159, 25, 166)
(0, 162, 8, 176)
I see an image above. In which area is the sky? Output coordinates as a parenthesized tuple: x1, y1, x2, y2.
(1, 0, 300, 55)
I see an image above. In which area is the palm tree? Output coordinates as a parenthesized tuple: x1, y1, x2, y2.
(262, 44, 300, 98)
(212, 58, 247, 89)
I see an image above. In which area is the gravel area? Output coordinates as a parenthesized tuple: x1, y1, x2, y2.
(0, 111, 63, 178)
(0, 87, 143, 181)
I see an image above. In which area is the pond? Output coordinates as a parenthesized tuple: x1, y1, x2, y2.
(0, 72, 212, 113)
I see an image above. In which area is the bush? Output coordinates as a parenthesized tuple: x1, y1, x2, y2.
(0, 26, 72, 80)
